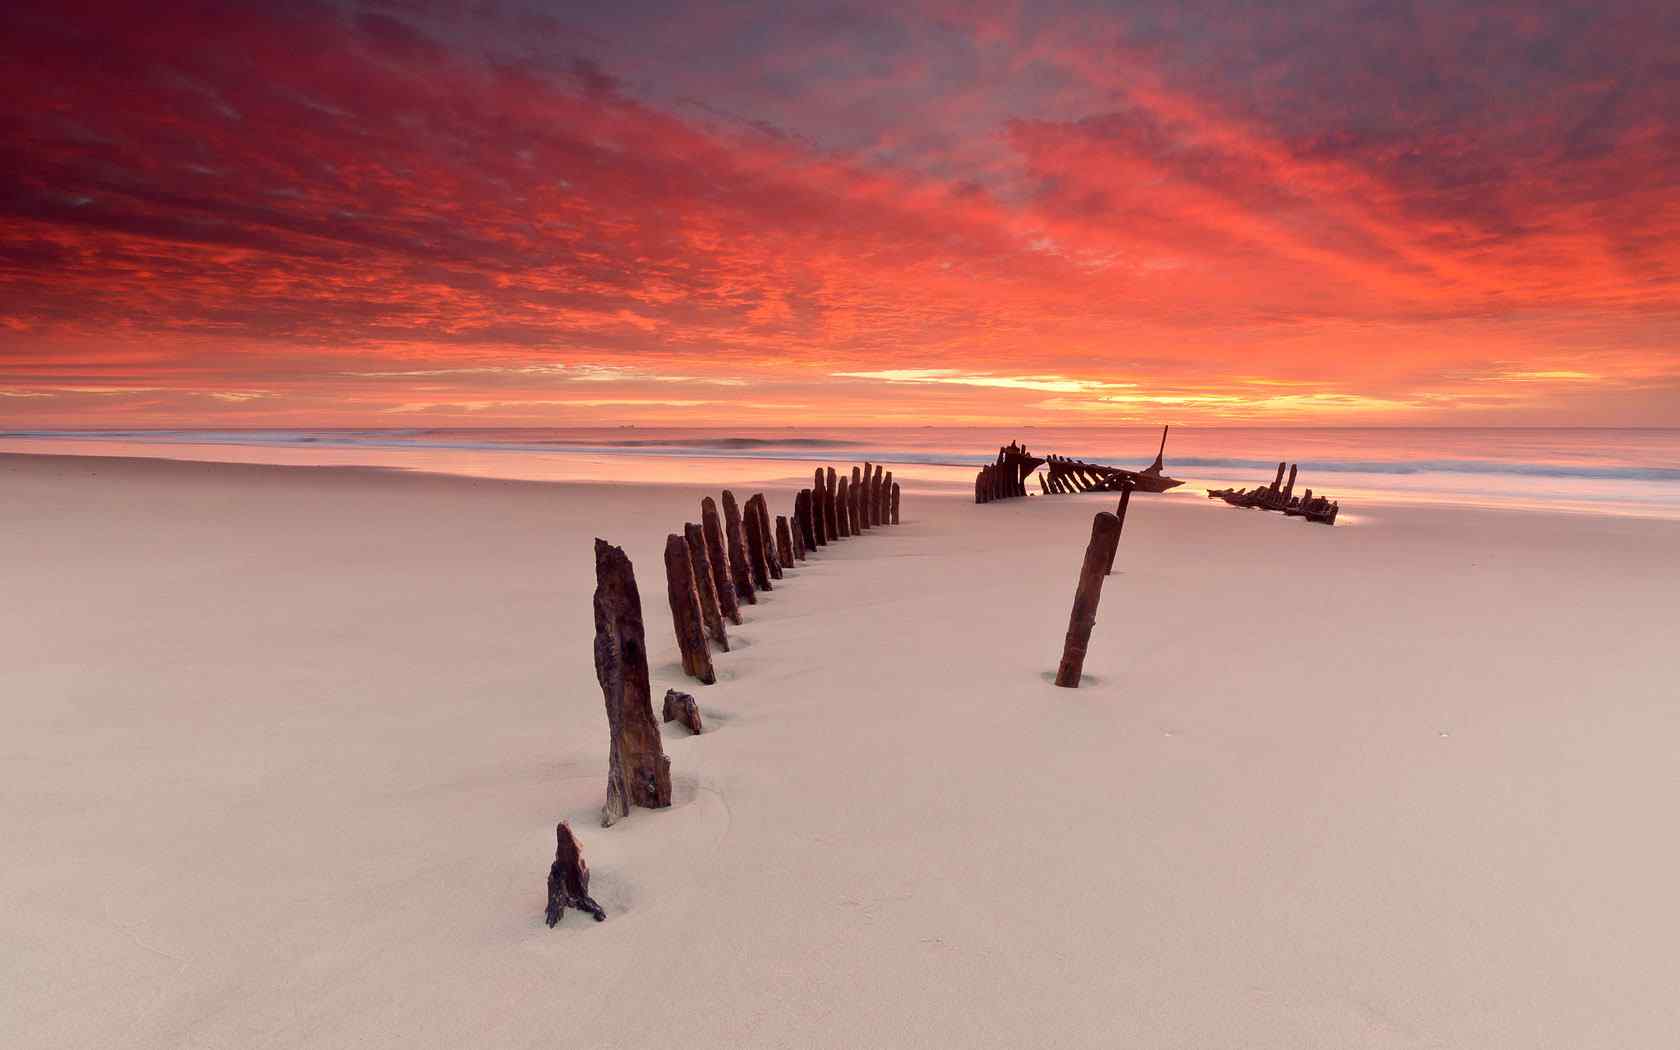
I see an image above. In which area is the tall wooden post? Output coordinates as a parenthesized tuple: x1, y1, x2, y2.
(1103, 481, 1133, 575)
(890, 481, 900, 524)
(664, 534, 716, 685)
(1054, 513, 1122, 688)
(775, 514, 795, 569)
(700, 497, 741, 625)
(751, 494, 781, 581)
(812, 469, 827, 545)
(721, 490, 756, 605)
(881, 470, 893, 523)
(796, 489, 817, 551)
(592, 539, 671, 825)
(684, 522, 729, 650)
(835, 475, 851, 538)
(1280, 464, 1297, 504)
(824, 467, 839, 540)
(743, 494, 773, 591)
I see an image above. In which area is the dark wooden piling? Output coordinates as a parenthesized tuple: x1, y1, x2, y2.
(721, 490, 757, 605)
(684, 523, 729, 651)
(1280, 463, 1298, 505)
(1054, 513, 1122, 688)
(891, 481, 900, 524)
(775, 514, 796, 569)
(751, 494, 781, 581)
(592, 539, 671, 825)
(743, 495, 773, 591)
(546, 821, 606, 925)
(700, 497, 742, 625)
(664, 534, 716, 685)
(796, 489, 817, 551)
(835, 475, 851, 538)
(1103, 481, 1134, 575)
(881, 470, 893, 523)
(824, 467, 839, 540)
(812, 469, 828, 545)
(849, 467, 863, 532)
(790, 506, 805, 560)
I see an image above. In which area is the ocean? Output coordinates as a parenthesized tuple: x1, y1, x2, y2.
(3, 426, 1678, 519)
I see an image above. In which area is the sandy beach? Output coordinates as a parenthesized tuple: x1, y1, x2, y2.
(4, 451, 1678, 1049)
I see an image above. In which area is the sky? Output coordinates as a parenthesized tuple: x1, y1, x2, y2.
(2, 0, 1677, 427)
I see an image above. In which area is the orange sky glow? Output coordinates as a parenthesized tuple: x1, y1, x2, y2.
(2, 2, 1676, 427)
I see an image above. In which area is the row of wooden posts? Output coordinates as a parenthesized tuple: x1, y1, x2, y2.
(548, 464, 902, 926)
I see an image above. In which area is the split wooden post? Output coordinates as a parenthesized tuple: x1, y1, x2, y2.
(796, 489, 817, 551)
(751, 494, 781, 581)
(721, 490, 756, 605)
(891, 481, 900, 524)
(743, 495, 773, 591)
(835, 475, 851, 538)
(775, 514, 796, 569)
(1054, 513, 1122, 688)
(1103, 481, 1134, 575)
(684, 523, 729, 651)
(664, 534, 716, 685)
(824, 467, 839, 540)
(1280, 463, 1297, 505)
(592, 539, 671, 825)
(812, 469, 828, 545)
(700, 497, 742, 625)
(546, 822, 606, 925)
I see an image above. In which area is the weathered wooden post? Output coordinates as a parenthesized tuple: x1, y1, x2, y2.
(700, 497, 742, 625)
(1054, 513, 1122, 688)
(751, 494, 781, 581)
(775, 514, 796, 569)
(664, 533, 716, 684)
(743, 495, 773, 591)
(881, 470, 893, 523)
(546, 821, 606, 925)
(824, 467, 839, 539)
(684, 522, 729, 650)
(721, 490, 756, 605)
(1103, 481, 1134, 575)
(790, 506, 805, 560)
(592, 539, 671, 825)
(812, 469, 828, 545)
(835, 475, 851, 538)
(1280, 463, 1297, 505)
(890, 481, 900, 524)
(796, 489, 817, 552)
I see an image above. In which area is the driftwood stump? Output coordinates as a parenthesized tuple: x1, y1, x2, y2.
(824, 467, 839, 540)
(1103, 481, 1134, 575)
(546, 821, 605, 926)
(664, 534, 715, 684)
(700, 498, 742, 625)
(835, 475, 851, 538)
(1054, 513, 1122, 688)
(662, 688, 704, 734)
(811, 470, 827, 545)
(593, 539, 672, 825)
(775, 514, 796, 569)
(721, 490, 756, 605)
(743, 494, 773, 591)
(684, 523, 729, 651)
(891, 481, 900, 524)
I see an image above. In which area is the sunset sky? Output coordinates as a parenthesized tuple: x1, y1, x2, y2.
(3, 1, 1676, 427)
